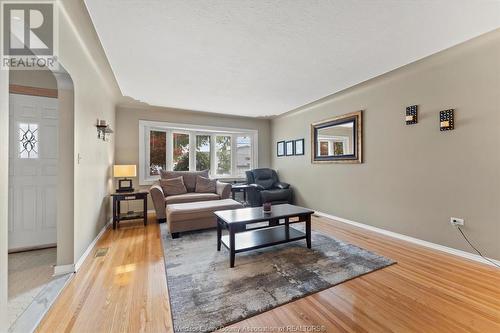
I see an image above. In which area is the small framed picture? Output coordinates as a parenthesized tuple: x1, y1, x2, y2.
(285, 140, 294, 156)
(277, 141, 285, 157)
(294, 139, 304, 155)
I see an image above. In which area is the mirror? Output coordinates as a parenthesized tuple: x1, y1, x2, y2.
(311, 111, 362, 163)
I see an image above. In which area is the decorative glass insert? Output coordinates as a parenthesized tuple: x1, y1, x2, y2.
(19, 123, 39, 159)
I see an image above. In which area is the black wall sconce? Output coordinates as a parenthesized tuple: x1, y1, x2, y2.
(96, 119, 113, 141)
(439, 109, 455, 131)
(405, 105, 418, 125)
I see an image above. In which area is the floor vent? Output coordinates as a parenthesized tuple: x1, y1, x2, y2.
(95, 248, 109, 258)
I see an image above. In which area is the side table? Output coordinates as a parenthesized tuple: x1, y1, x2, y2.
(230, 184, 251, 206)
(111, 191, 148, 229)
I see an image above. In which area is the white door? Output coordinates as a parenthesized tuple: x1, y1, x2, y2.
(8, 93, 58, 251)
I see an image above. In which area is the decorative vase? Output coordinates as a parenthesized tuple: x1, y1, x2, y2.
(263, 202, 272, 214)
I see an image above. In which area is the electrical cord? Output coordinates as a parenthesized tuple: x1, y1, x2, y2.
(456, 226, 500, 269)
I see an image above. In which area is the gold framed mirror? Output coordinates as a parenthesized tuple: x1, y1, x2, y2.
(311, 111, 363, 164)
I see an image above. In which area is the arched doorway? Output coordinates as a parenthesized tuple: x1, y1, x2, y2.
(6, 65, 75, 331)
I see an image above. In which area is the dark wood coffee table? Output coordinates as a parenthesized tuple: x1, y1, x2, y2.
(214, 204, 314, 267)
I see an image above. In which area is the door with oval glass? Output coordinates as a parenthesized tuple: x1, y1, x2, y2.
(8, 93, 58, 251)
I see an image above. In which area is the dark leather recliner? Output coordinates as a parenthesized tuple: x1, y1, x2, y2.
(245, 168, 293, 207)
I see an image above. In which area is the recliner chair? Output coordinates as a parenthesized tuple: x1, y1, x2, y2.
(245, 168, 293, 207)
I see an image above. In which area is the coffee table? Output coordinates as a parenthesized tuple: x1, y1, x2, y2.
(214, 204, 314, 267)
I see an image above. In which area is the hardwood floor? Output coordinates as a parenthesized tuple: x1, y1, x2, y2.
(37, 214, 500, 332)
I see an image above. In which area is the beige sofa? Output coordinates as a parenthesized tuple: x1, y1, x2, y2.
(150, 170, 232, 223)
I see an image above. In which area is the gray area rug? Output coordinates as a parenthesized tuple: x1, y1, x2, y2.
(160, 223, 395, 333)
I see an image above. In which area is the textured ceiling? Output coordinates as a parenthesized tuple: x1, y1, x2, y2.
(85, 0, 500, 117)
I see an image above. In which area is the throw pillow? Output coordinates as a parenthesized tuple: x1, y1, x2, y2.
(195, 175, 217, 193)
(160, 176, 187, 196)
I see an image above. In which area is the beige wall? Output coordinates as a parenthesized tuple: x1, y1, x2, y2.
(272, 29, 500, 260)
(54, 73, 75, 266)
(58, 0, 121, 263)
(115, 105, 272, 210)
(9, 69, 57, 89)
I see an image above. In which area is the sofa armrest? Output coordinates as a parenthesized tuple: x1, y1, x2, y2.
(248, 183, 265, 191)
(275, 182, 290, 189)
(150, 184, 167, 220)
(216, 181, 231, 199)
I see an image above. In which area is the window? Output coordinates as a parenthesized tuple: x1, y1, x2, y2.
(215, 135, 231, 175)
(19, 123, 39, 159)
(173, 133, 189, 171)
(139, 121, 258, 184)
(236, 135, 252, 174)
(149, 130, 166, 175)
(196, 135, 211, 171)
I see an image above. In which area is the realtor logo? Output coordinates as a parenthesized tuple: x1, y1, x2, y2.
(1, 1, 58, 70)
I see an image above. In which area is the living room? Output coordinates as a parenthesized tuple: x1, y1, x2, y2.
(0, 1, 499, 332)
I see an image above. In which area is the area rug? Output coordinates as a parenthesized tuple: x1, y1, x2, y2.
(160, 223, 395, 333)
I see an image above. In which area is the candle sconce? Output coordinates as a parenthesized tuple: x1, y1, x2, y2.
(96, 119, 113, 141)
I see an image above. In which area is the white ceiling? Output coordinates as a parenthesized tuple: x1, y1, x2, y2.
(84, 0, 500, 117)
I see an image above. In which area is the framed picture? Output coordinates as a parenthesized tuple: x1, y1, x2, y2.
(294, 139, 304, 155)
(285, 140, 294, 156)
(277, 141, 285, 157)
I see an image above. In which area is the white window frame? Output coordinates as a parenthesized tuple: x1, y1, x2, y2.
(139, 120, 258, 185)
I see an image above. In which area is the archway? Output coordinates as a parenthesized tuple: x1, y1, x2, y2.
(6, 64, 75, 331)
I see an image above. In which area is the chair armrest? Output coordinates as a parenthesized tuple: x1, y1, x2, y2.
(150, 184, 167, 220)
(216, 181, 231, 199)
(248, 183, 265, 191)
(275, 182, 290, 189)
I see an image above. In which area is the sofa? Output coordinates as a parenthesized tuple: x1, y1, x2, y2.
(150, 170, 232, 223)
(245, 168, 293, 207)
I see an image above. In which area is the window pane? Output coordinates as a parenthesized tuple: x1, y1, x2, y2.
(216, 135, 231, 175)
(236, 135, 251, 175)
(19, 123, 39, 159)
(173, 133, 189, 171)
(149, 130, 166, 175)
(196, 135, 211, 171)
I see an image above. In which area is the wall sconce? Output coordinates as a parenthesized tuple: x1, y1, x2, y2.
(440, 109, 454, 131)
(405, 105, 418, 125)
(96, 119, 113, 141)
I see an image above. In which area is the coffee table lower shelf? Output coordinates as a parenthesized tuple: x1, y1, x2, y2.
(220, 225, 305, 253)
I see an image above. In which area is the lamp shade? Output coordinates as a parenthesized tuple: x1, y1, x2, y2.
(113, 165, 136, 178)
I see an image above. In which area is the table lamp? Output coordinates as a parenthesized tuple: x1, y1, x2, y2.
(113, 165, 136, 192)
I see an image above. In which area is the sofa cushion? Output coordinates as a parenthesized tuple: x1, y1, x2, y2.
(167, 199, 243, 222)
(195, 176, 216, 193)
(160, 170, 209, 192)
(165, 192, 220, 205)
(160, 176, 187, 196)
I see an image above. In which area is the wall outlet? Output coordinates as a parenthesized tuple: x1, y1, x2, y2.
(450, 217, 465, 226)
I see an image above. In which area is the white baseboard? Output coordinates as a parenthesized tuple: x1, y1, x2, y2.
(53, 264, 74, 276)
(74, 219, 111, 272)
(314, 211, 500, 268)
(53, 219, 111, 276)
